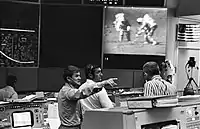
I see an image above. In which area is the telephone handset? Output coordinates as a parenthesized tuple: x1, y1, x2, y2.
(67, 77, 81, 86)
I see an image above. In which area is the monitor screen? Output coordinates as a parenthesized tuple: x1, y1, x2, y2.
(103, 6, 167, 56)
(11, 111, 33, 128)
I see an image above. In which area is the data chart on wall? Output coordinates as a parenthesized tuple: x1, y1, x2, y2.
(0, 28, 39, 67)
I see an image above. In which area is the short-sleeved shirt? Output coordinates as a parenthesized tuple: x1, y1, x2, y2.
(58, 82, 97, 127)
(144, 75, 177, 96)
(0, 86, 18, 101)
(58, 83, 82, 127)
(80, 79, 113, 111)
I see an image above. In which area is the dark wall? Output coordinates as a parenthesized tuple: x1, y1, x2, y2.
(0, 1, 39, 30)
(0, 68, 7, 88)
(39, 4, 103, 68)
(103, 54, 165, 70)
(38, 68, 64, 92)
(102, 69, 134, 88)
(7, 68, 38, 92)
(133, 70, 145, 88)
(125, 0, 165, 7)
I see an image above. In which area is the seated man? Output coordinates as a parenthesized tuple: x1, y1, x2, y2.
(80, 64, 117, 111)
(0, 74, 18, 101)
(143, 61, 176, 96)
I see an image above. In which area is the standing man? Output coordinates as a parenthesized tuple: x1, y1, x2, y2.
(143, 61, 176, 96)
(0, 74, 18, 101)
(113, 13, 131, 42)
(80, 64, 116, 112)
(136, 14, 158, 45)
(58, 65, 117, 129)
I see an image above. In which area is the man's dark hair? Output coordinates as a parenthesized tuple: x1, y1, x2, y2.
(84, 64, 101, 79)
(143, 61, 160, 77)
(6, 74, 17, 87)
(63, 65, 80, 82)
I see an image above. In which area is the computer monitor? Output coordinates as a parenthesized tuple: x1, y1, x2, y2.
(11, 110, 34, 128)
(103, 6, 167, 56)
(102, 6, 167, 69)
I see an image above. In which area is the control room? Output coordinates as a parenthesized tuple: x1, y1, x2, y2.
(0, 0, 200, 129)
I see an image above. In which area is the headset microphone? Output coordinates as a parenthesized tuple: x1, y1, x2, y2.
(68, 77, 81, 86)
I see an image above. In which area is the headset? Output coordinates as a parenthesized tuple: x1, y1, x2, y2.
(85, 64, 97, 80)
(67, 76, 81, 87)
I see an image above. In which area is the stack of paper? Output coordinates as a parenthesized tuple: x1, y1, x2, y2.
(127, 95, 178, 109)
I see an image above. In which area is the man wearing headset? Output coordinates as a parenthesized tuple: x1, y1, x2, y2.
(58, 65, 117, 129)
(80, 64, 116, 112)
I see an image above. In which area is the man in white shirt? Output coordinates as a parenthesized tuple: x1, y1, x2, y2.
(113, 13, 131, 42)
(0, 74, 18, 101)
(80, 64, 117, 112)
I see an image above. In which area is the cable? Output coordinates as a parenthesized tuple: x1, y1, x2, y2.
(0, 51, 34, 64)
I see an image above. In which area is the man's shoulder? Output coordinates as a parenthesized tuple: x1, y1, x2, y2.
(97, 87, 108, 96)
(144, 79, 159, 87)
(7, 86, 15, 91)
(86, 79, 95, 84)
(145, 79, 154, 84)
(80, 79, 96, 89)
(60, 83, 73, 91)
(0, 88, 5, 93)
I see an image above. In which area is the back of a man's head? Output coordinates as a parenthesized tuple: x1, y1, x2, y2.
(6, 75, 17, 87)
(143, 61, 160, 77)
(63, 65, 80, 82)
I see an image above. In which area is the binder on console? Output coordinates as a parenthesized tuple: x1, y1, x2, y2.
(127, 95, 178, 109)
